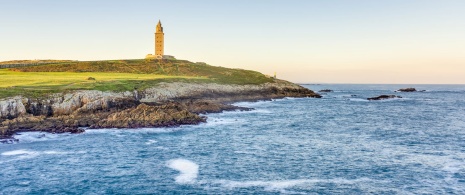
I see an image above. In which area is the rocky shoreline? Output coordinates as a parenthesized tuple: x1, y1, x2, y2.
(0, 80, 320, 140)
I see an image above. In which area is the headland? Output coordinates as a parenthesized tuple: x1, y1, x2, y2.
(0, 59, 320, 140)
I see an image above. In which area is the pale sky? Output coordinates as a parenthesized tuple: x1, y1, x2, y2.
(1, 0, 464, 84)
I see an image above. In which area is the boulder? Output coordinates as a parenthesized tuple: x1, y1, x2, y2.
(367, 95, 402, 101)
(0, 138, 18, 144)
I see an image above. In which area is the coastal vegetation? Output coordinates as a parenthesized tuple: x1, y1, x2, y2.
(0, 59, 273, 99)
(0, 59, 74, 65)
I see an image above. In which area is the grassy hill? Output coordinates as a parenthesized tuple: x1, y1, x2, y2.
(0, 59, 274, 99)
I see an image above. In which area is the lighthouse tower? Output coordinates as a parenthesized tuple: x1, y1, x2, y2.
(146, 20, 169, 59)
(155, 20, 164, 58)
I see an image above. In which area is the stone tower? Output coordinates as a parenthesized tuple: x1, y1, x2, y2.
(155, 20, 164, 58)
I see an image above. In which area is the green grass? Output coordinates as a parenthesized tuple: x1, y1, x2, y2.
(0, 69, 205, 99)
(0, 59, 274, 99)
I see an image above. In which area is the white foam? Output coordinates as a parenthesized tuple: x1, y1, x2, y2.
(0, 150, 40, 161)
(145, 139, 157, 145)
(42, 151, 68, 155)
(215, 178, 371, 191)
(373, 97, 410, 102)
(233, 100, 268, 107)
(217, 179, 311, 190)
(86, 128, 177, 135)
(212, 108, 272, 116)
(205, 118, 244, 126)
(13, 132, 69, 143)
(348, 98, 369, 102)
(1, 149, 35, 156)
(166, 158, 199, 184)
(283, 97, 304, 100)
(1, 149, 69, 158)
(247, 109, 272, 114)
(155, 146, 168, 150)
(233, 150, 255, 154)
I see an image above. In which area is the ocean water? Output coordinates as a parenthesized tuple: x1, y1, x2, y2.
(1, 84, 465, 194)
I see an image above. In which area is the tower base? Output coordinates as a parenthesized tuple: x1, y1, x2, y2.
(145, 54, 175, 60)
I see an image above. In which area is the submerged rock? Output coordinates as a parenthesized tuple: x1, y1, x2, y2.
(367, 95, 402, 101)
(183, 100, 252, 114)
(319, 89, 333, 93)
(0, 138, 18, 144)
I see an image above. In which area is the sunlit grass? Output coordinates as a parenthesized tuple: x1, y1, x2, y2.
(0, 69, 197, 88)
(0, 59, 274, 99)
(0, 69, 204, 99)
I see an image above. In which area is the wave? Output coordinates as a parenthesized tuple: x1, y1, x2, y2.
(166, 158, 199, 184)
(213, 177, 372, 191)
(424, 90, 465, 93)
(1, 149, 72, 156)
(1, 149, 36, 156)
(165, 158, 373, 193)
(205, 118, 245, 126)
(85, 127, 181, 135)
(145, 139, 157, 145)
(0, 149, 75, 164)
(348, 98, 369, 102)
(12, 132, 73, 143)
(232, 97, 309, 108)
(233, 100, 269, 108)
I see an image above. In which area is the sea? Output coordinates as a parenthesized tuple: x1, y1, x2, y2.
(1, 84, 465, 194)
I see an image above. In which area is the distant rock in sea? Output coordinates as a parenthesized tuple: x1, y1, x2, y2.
(367, 95, 402, 101)
(319, 89, 333, 93)
(396, 88, 426, 92)
(396, 88, 417, 92)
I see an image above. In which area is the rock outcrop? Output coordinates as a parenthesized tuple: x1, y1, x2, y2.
(367, 95, 402, 101)
(397, 88, 416, 92)
(0, 80, 320, 139)
(0, 97, 27, 119)
(91, 103, 206, 129)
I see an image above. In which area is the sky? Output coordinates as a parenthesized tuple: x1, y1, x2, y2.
(1, 0, 465, 84)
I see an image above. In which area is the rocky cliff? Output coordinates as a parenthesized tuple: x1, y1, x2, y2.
(0, 80, 320, 139)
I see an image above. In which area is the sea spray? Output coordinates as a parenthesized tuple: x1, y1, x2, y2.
(166, 159, 199, 184)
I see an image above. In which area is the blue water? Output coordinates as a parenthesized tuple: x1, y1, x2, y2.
(1, 84, 465, 194)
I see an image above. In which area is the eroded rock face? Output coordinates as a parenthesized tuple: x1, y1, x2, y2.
(51, 91, 135, 116)
(141, 80, 320, 103)
(0, 97, 27, 119)
(91, 103, 206, 129)
(367, 95, 402, 101)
